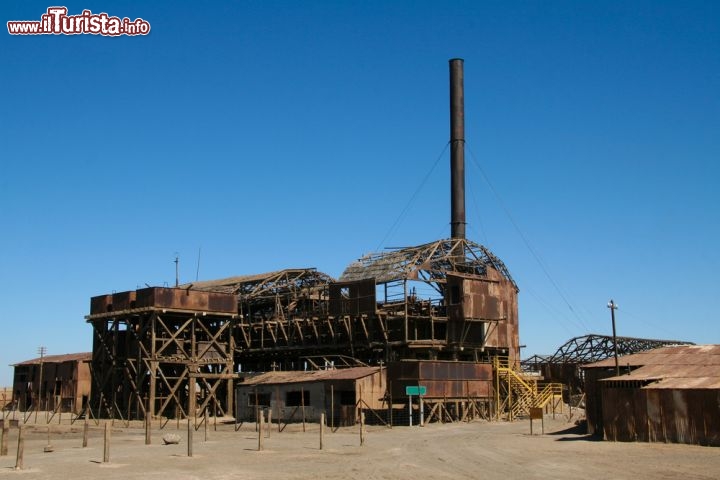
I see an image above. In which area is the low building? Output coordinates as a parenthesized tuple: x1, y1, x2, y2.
(11, 352, 91, 414)
(583, 344, 720, 446)
(236, 366, 386, 425)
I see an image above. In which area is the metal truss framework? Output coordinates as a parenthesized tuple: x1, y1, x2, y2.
(88, 307, 236, 421)
(183, 239, 519, 371)
(546, 334, 691, 364)
(520, 334, 693, 394)
(340, 238, 516, 288)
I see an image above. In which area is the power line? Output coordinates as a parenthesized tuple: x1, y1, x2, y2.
(465, 143, 591, 333)
(374, 142, 449, 252)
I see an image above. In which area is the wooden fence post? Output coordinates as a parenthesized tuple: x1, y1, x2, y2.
(204, 410, 208, 442)
(187, 418, 193, 457)
(266, 409, 272, 438)
(0, 423, 8, 456)
(257, 410, 264, 451)
(82, 418, 89, 448)
(15, 425, 24, 470)
(360, 412, 365, 446)
(319, 412, 324, 450)
(103, 423, 110, 463)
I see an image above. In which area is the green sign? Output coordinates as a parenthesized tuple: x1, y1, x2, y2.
(405, 385, 427, 396)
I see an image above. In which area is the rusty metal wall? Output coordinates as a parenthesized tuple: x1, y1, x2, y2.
(446, 269, 519, 360)
(329, 279, 376, 316)
(89, 290, 137, 313)
(388, 360, 493, 399)
(601, 385, 720, 446)
(90, 287, 236, 314)
(135, 287, 236, 313)
(584, 367, 615, 436)
(11, 360, 90, 414)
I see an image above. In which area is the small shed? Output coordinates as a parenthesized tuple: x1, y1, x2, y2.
(236, 366, 386, 425)
(583, 345, 720, 446)
(11, 352, 91, 414)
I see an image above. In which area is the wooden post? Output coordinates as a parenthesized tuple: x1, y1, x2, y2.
(44, 425, 53, 452)
(319, 412, 324, 450)
(330, 385, 334, 431)
(301, 386, 306, 432)
(187, 418, 193, 457)
(82, 418, 89, 448)
(266, 409, 272, 438)
(204, 410, 208, 442)
(257, 410, 264, 451)
(254, 389, 259, 432)
(145, 396, 151, 445)
(15, 425, 24, 470)
(189, 375, 197, 433)
(275, 387, 281, 433)
(213, 397, 218, 432)
(0, 423, 8, 456)
(389, 381, 393, 428)
(103, 422, 110, 463)
(360, 412, 365, 446)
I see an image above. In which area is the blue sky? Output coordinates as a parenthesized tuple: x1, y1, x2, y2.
(1, 1, 718, 386)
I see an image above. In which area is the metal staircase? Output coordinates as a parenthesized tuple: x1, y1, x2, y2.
(494, 357, 563, 420)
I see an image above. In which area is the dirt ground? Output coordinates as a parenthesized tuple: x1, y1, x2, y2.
(0, 414, 718, 480)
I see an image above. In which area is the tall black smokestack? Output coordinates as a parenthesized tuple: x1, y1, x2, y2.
(449, 58, 466, 240)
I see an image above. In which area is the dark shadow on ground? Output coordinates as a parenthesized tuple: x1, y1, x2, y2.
(549, 422, 603, 442)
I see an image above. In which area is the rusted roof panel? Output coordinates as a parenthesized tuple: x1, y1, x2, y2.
(239, 367, 382, 386)
(597, 346, 720, 390)
(13, 352, 91, 366)
(585, 344, 720, 369)
(647, 377, 720, 389)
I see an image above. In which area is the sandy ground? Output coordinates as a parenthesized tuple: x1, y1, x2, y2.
(0, 415, 718, 480)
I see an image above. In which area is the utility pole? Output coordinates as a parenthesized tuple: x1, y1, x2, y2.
(37, 346, 46, 410)
(607, 300, 620, 376)
(174, 254, 179, 287)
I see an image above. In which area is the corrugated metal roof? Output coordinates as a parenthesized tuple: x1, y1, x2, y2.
(12, 352, 91, 366)
(239, 366, 382, 386)
(584, 344, 720, 369)
(648, 377, 720, 389)
(594, 345, 720, 389)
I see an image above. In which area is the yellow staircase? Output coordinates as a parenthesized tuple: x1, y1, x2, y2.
(494, 357, 563, 420)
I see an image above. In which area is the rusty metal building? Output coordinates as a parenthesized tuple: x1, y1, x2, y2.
(86, 59, 527, 421)
(11, 352, 91, 414)
(86, 287, 237, 421)
(583, 344, 720, 446)
(522, 334, 692, 396)
(235, 366, 386, 425)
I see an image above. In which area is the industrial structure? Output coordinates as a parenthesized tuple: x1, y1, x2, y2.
(86, 59, 555, 423)
(583, 345, 720, 446)
(521, 334, 691, 395)
(235, 366, 385, 425)
(10, 352, 91, 414)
